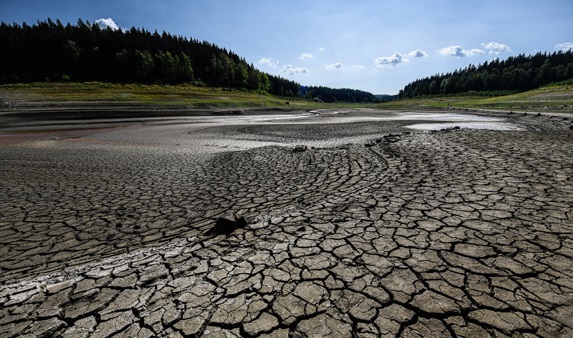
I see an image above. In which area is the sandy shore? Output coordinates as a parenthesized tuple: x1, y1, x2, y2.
(1, 108, 572, 337)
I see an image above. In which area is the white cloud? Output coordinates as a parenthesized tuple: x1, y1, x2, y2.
(352, 64, 367, 70)
(322, 63, 343, 70)
(299, 53, 314, 60)
(408, 49, 428, 58)
(555, 42, 573, 52)
(481, 42, 512, 54)
(95, 18, 120, 31)
(319, 48, 325, 52)
(258, 58, 279, 68)
(374, 52, 408, 67)
(281, 65, 310, 75)
(438, 45, 484, 57)
(373, 50, 426, 69)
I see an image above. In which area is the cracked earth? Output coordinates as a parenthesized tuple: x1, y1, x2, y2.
(1, 110, 572, 337)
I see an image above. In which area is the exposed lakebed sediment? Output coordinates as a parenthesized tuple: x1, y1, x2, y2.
(0, 109, 572, 337)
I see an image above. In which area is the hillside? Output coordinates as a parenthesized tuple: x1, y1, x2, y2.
(0, 82, 312, 110)
(382, 83, 573, 113)
(399, 51, 573, 98)
(0, 19, 375, 103)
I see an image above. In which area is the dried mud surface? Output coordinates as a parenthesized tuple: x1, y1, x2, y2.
(1, 109, 573, 337)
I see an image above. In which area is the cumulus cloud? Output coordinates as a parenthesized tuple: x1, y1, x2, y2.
(438, 46, 484, 57)
(481, 42, 512, 54)
(281, 65, 310, 75)
(555, 42, 573, 52)
(322, 63, 343, 70)
(95, 18, 120, 30)
(408, 49, 428, 58)
(258, 58, 279, 68)
(374, 52, 408, 67)
(299, 53, 314, 60)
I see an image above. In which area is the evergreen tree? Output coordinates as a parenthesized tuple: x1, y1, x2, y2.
(399, 50, 573, 98)
(0, 18, 379, 102)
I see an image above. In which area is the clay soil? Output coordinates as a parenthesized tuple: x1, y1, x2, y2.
(1, 107, 572, 337)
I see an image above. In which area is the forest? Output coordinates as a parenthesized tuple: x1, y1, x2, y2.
(399, 50, 573, 98)
(0, 19, 376, 103)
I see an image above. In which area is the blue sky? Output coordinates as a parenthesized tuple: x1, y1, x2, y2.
(1, 0, 572, 94)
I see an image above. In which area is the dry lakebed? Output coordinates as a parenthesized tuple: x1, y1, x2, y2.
(0, 108, 572, 337)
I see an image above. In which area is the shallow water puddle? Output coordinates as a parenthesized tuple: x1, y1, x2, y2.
(353, 112, 523, 131)
(406, 121, 524, 131)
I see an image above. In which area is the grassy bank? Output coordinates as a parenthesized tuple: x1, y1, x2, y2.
(0, 82, 322, 109)
(379, 84, 573, 113)
(2, 82, 572, 113)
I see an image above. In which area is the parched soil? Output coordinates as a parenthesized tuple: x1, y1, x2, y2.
(0, 109, 572, 337)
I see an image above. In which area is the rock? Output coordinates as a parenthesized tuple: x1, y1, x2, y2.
(235, 213, 247, 229)
(384, 134, 401, 142)
(293, 145, 308, 152)
(205, 212, 247, 235)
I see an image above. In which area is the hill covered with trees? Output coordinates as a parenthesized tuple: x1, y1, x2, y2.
(0, 19, 376, 103)
(399, 51, 573, 98)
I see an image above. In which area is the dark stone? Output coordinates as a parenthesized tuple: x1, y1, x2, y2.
(384, 134, 401, 143)
(293, 145, 308, 152)
(235, 214, 247, 229)
(205, 212, 247, 235)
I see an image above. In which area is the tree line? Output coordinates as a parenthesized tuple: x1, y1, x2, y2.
(399, 51, 573, 98)
(299, 86, 376, 103)
(0, 19, 377, 102)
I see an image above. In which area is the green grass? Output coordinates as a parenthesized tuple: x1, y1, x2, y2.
(378, 84, 573, 113)
(3, 82, 571, 113)
(0, 82, 323, 109)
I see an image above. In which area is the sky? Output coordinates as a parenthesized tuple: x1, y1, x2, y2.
(1, 0, 572, 94)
